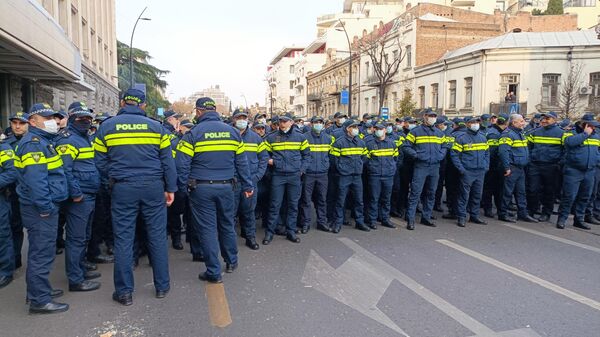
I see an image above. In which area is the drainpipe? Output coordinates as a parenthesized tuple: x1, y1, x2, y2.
(480, 50, 487, 115)
(442, 59, 448, 114)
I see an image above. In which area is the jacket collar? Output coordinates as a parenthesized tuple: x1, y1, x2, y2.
(117, 105, 146, 116)
(197, 111, 220, 123)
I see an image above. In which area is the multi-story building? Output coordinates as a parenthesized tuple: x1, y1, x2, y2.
(0, 0, 119, 126)
(266, 47, 305, 116)
(186, 85, 231, 113)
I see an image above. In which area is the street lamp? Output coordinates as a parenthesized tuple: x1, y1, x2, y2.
(240, 94, 248, 110)
(336, 20, 353, 117)
(129, 7, 151, 88)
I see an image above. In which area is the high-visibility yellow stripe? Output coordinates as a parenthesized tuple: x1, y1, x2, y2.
(47, 155, 63, 170)
(93, 138, 108, 153)
(176, 140, 194, 157)
(269, 141, 307, 151)
(584, 139, 600, 146)
(15, 152, 63, 170)
(106, 138, 161, 147)
(56, 144, 78, 160)
(257, 142, 267, 153)
(0, 150, 14, 166)
(338, 147, 367, 156)
(76, 147, 95, 160)
(194, 140, 245, 154)
(414, 136, 444, 144)
(160, 134, 171, 149)
(444, 136, 455, 144)
(406, 133, 416, 143)
(462, 143, 489, 151)
(499, 137, 527, 147)
(528, 136, 562, 145)
(244, 143, 259, 153)
(309, 144, 331, 152)
(452, 143, 463, 152)
(105, 132, 161, 140)
(487, 139, 499, 146)
(369, 148, 398, 157)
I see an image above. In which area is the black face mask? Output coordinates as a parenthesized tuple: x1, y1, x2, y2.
(72, 119, 92, 134)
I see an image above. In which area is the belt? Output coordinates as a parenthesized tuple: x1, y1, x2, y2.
(195, 179, 233, 185)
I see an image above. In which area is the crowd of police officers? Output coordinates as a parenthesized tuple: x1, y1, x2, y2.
(0, 87, 599, 314)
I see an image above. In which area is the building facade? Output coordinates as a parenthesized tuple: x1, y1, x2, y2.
(266, 47, 305, 116)
(186, 85, 231, 114)
(0, 0, 119, 127)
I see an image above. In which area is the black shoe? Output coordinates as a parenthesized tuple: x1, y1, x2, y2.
(262, 233, 273, 245)
(331, 227, 340, 234)
(381, 221, 396, 229)
(112, 292, 133, 306)
(29, 301, 69, 314)
(483, 210, 495, 218)
(84, 271, 101, 280)
(355, 224, 371, 232)
(15, 259, 22, 269)
(198, 272, 222, 284)
(537, 213, 551, 223)
(433, 205, 444, 212)
(469, 217, 487, 225)
(192, 254, 205, 262)
(225, 263, 238, 273)
(457, 219, 466, 227)
(245, 238, 260, 250)
(0, 275, 13, 289)
(300, 227, 309, 234)
(390, 211, 401, 218)
(286, 234, 301, 243)
(584, 215, 600, 225)
(366, 223, 377, 230)
(317, 224, 331, 232)
(156, 289, 169, 299)
(82, 261, 97, 271)
(406, 221, 415, 230)
(55, 247, 64, 255)
(106, 246, 114, 256)
(89, 254, 114, 264)
(573, 219, 591, 230)
(51, 289, 64, 298)
(430, 215, 437, 220)
(69, 280, 100, 292)
(556, 219, 566, 229)
(498, 216, 517, 223)
(274, 227, 286, 236)
(442, 213, 457, 220)
(518, 215, 539, 223)
(172, 240, 184, 250)
(420, 218, 436, 227)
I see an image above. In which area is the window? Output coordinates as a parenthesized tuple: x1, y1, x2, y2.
(406, 45, 412, 67)
(365, 97, 370, 114)
(365, 61, 370, 78)
(289, 65, 294, 74)
(589, 72, 600, 107)
(495, 1, 506, 11)
(464, 77, 473, 108)
(500, 73, 520, 102)
(393, 50, 399, 60)
(448, 80, 457, 109)
(542, 74, 560, 106)
(290, 80, 295, 90)
(392, 92, 397, 112)
(431, 83, 439, 109)
(564, 0, 596, 7)
(418, 86, 425, 108)
(372, 96, 377, 114)
(289, 96, 294, 105)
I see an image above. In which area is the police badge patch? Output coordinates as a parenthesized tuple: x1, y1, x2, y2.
(32, 153, 41, 162)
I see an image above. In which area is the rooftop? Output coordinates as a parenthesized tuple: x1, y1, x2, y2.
(269, 46, 306, 66)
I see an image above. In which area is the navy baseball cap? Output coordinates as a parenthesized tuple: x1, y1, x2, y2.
(9, 111, 29, 122)
(232, 109, 248, 118)
(28, 103, 60, 118)
(164, 110, 182, 119)
(481, 114, 491, 120)
(294, 116, 305, 122)
(252, 122, 266, 129)
(94, 112, 109, 122)
(533, 113, 542, 119)
(374, 122, 386, 129)
(180, 119, 194, 128)
(311, 116, 324, 123)
(541, 111, 558, 119)
(279, 112, 294, 122)
(255, 113, 267, 119)
(465, 116, 481, 123)
(122, 88, 146, 104)
(497, 113, 509, 123)
(195, 97, 216, 110)
(342, 119, 360, 130)
(581, 113, 600, 127)
(434, 117, 446, 125)
(333, 112, 348, 119)
(423, 108, 437, 116)
(67, 101, 93, 118)
(271, 115, 280, 124)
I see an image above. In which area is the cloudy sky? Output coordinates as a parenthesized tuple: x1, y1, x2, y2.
(115, 0, 341, 107)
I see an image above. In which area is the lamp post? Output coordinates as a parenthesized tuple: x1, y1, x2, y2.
(336, 20, 353, 117)
(129, 7, 151, 88)
(241, 94, 248, 110)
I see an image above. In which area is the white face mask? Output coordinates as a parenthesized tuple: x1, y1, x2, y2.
(408, 124, 417, 130)
(235, 120, 248, 131)
(338, 118, 347, 125)
(43, 119, 59, 134)
(366, 128, 374, 135)
(469, 123, 480, 132)
(350, 128, 359, 137)
(439, 125, 447, 132)
(280, 127, 291, 133)
(426, 117, 437, 126)
(375, 129, 385, 138)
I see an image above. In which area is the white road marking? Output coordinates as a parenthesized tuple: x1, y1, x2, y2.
(500, 223, 600, 254)
(437, 239, 600, 312)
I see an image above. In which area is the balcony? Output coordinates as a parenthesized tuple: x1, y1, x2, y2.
(365, 75, 381, 87)
(308, 92, 323, 101)
(326, 84, 342, 95)
(451, 0, 476, 6)
(489, 102, 528, 116)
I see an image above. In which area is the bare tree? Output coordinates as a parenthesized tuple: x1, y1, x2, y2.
(355, 19, 405, 117)
(560, 62, 585, 120)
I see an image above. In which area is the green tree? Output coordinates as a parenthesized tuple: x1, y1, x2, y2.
(545, 0, 564, 15)
(394, 90, 417, 118)
(117, 41, 170, 117)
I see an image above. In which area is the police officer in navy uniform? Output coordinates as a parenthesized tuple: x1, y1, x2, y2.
(450, 117, 490, 227)
(0, 129, 18, 289)
(95, 89, 177, 305)
(176, 97, 253, 283)
(16, 103, 69, 314)
(4, 111, 28, 270)
(55, 101, 101, 293)
(231, 109, 268, 250)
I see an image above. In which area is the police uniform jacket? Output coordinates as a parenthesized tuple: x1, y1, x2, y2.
(94, 105, 177, 192)
(305, 130, 333, 175)
(264, 128, 310, 175)
(0, 142, 17, 191)
(330, 133, 367, 176)
(176, 111, 253, 192)
(55, 126, 100, 197)
(15, 127, 68, 213)
(450, 129, 490, 173)
(526, 123, 565, 164)
(164, 122, 181, 158)
(365, 135, 398, 176)
(486, 125, 503, 171)
(563, 126, 600, 171)
(498, 125, 529, 170)
(239, 128, 269, 183)
(402, 124, 448, 166)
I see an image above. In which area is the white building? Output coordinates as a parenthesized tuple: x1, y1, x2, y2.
(266, 47, 305, 115)
(412, 30, 600, 117)
(186, 85, 231, 110)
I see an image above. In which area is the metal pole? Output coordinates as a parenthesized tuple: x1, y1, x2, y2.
(339, 20, 352, 117)
(130, 7, 148, 88)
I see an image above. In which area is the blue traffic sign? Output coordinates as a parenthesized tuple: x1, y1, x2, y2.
(381, 107, 389, 120)
(340, 90, 349, 105)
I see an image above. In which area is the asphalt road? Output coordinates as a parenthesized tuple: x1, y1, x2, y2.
(1, 213, 599, 337)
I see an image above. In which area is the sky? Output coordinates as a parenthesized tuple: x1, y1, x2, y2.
(115, 0, 342, 107)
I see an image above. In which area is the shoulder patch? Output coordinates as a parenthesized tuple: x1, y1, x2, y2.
(31, 137, 40, 142)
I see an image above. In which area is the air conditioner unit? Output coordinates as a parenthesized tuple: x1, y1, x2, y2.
(580, 86, 593, 95)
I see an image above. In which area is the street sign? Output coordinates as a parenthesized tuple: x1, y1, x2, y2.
(380, 107, 389, 120)
(340, 90, 349, 105)
(157, 108, 164, 116)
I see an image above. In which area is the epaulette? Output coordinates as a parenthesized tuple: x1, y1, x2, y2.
(30, 136, 40, 142)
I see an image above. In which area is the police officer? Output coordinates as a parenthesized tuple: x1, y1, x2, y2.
(95, 89, 176, 305)
(481, 114, 508, 218)
(263, 112, 309, 244)
(231, 109, 268, 250)
(525, 111, 564, 222)
(556, 114, 600, 230)
(4, 112, 28, 270)
(365, 122, 398, 229)
(0, 128, 17, 289)
(55, 101, 102, 292)
(450, 117, 490, 227)
(300, 116, 333, 233)
(330, 119, 369, 233)
(325, 112, 347, 136)
(16, 103, 69, 314)
(497, 114, 538, 223)
(402, 110, 448, 230)
(442, 117, 466, 220)
(176, 97, 253, 283)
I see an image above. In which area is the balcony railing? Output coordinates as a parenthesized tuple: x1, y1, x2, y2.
(308, 92, 323, 101)
(326, 84, 342, 95)
(489, 102, 528, 116)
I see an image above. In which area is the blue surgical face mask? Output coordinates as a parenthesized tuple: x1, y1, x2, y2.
(312, 123, 324, 133)
(469, 123, 480, 132)
(235, 120, 248, 130)
(375, 129, 385, 138)
(350, 128, 359, 137)
(408, 123, 417, 130)
(386, 126, 393, 134)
